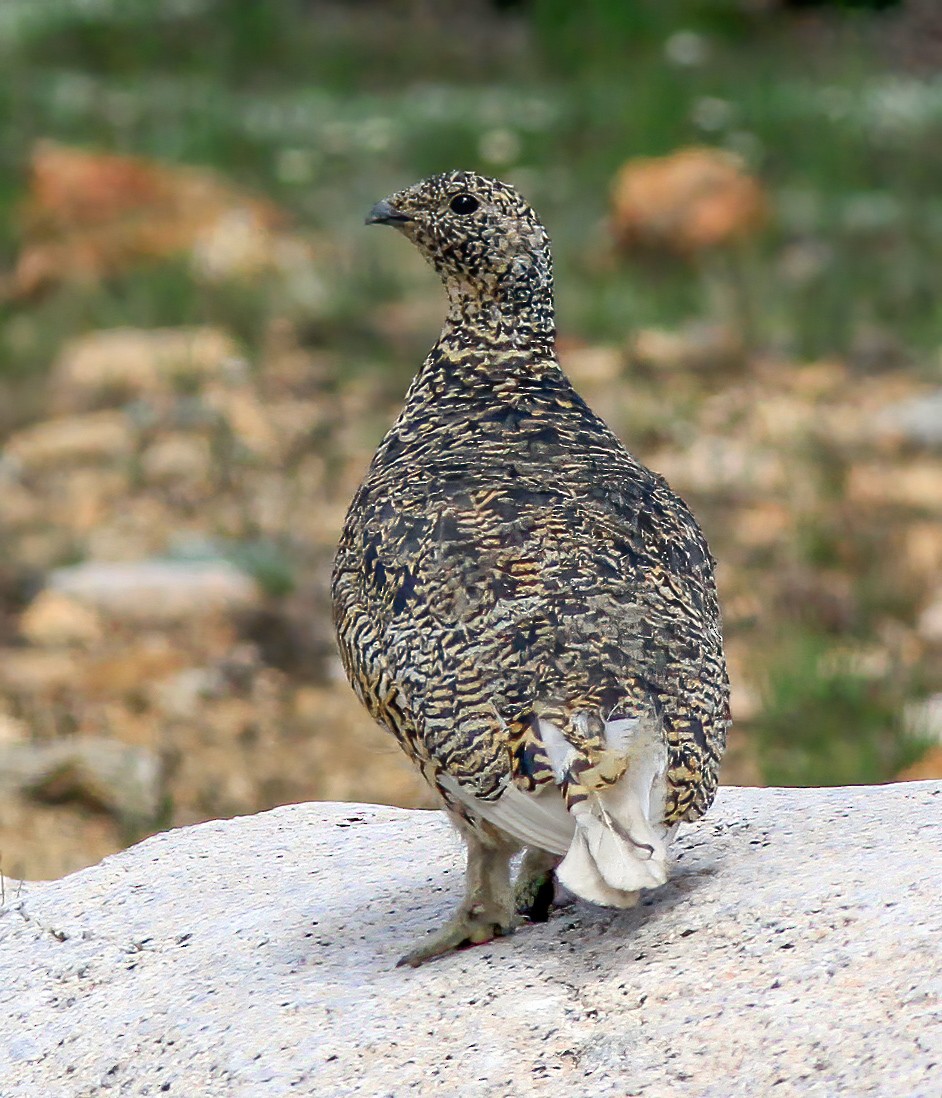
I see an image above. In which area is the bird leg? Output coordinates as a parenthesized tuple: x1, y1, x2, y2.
(397, 831, 517, 968)
(513, 847, 559, 923)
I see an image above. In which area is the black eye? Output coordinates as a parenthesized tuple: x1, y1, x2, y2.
(449, 193, 479, 215)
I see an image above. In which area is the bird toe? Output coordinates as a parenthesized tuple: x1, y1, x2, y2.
(396, 907, 517, 968)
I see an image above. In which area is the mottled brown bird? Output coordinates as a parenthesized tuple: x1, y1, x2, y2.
(332, 171, 730, 967)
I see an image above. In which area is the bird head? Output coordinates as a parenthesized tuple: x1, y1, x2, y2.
(366, 170, 555, 348)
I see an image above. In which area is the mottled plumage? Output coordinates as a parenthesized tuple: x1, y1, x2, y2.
(332, 171, 730, 965)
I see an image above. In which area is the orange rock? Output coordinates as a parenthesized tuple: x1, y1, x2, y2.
(0, 714, 30, 746)
(559, 345, 624, 386)
(4, 411, 134, 470)
(203, 387, 280, 459)
(19, 590, 103, 647)
(0, 649, 79, 694)
(734, 501, 793, 549)
(53, 469, 129, 535)
(141, 434, 213, 488)
(80, 643, 192, 698)
(895, 745, 942, 781)
(784, 360, 849, 400)
(12, 142, 286, 296)
(846, 461, 942, 512)
(903, 522, 942, 580)
(611, 147, 767, 254)
(0, 797, 124, 880)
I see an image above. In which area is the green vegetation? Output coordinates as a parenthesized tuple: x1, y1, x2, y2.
(753, 629, 930, 787)
(3, 0, 942, 364)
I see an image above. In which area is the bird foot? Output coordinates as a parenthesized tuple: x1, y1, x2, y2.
(397, 902, 518, 968)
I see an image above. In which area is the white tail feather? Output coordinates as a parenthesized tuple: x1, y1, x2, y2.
(551, 825, 641, 908)
(554, 716, 670, 903)
(556, 786, 668, 900)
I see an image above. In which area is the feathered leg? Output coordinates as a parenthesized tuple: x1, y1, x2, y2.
(398, 827, 518, 968)
(513, 848, 559, 923)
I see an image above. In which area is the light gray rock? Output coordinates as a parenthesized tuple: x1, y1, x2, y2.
(0, 735, 161, 821)
(905, 694, 942, 744)
(920, 593, 942, 644)
(877, 389, 942, 449)
(1, 784, 939, 1097)
(48, 559, 261, 624)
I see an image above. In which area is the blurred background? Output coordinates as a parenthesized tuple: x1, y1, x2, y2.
(0, 0, 940, 881)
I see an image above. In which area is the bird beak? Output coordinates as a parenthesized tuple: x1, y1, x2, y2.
(366, 198, 413, 226)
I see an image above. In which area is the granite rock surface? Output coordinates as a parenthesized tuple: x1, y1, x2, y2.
(1, 783, 940, 1097)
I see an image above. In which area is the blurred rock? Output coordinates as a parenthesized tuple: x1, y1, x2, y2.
(0, 650, 79, 694)
(733, 501, 792, 549)
(4, 411, 134, 471)
(82, 497, 180, 562)
(264, 399, 327, 454)
(51, 468, 130, 535)
(19, 591, 103, 647)
(917, 594, 942, 644)
(729, 678, 761, 725)
(150, 667, 226, 720)
(203, 387, 280, 459)
(876, 389, 942, 450)
(0, 714, 30, 746)
(630, 323, 743, 372)
(79, 641, 192, 699)
(846, 461, 942, 512)
(557, 345, 623, 386)
(51, 326, 240, 412)
(12, 143, 288, 297)
(648, 435, 787, 496)
(0, 797, 124, 882)
(192, 209, 318, 285)
(815, 373, 918, 451)
(141, 433, 213, 487)
(902, 521, 942, 581)
(0, 736, 161, 822)
(749, 394, 820, 446)
(783, 359, 848, 400)
(48, 560, 262, 625)
(0, 474, 43, 528)
(903, 694, 942, 743)
(611, 147, 767, 254)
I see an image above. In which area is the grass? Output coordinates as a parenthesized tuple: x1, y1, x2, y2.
(753, 628, 930, 787)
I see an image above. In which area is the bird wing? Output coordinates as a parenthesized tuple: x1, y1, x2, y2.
(438, 773, 574, 856)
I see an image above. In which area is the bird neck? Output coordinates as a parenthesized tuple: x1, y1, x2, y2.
(438, 253, 556, 361)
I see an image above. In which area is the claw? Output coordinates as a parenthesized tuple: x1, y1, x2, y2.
(397, 911, 517, 968)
